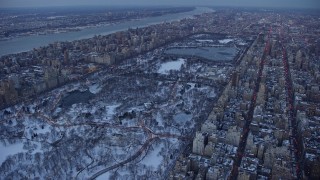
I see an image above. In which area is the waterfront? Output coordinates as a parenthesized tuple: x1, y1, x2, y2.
(1, 5, 319, 179)
(0, 7, 213, 56)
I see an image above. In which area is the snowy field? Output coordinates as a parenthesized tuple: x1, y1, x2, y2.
(158, 58, 186, 74)
(0, 142, 25, 164)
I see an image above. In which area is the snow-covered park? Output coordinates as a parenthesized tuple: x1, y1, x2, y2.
(0, 33, 241, 179)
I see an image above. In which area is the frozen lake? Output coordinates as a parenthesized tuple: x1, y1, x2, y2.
(165, 47, 238, 61)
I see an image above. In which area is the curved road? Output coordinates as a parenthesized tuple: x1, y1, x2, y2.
(83, 118, 190, 179)
(88, 137, 157, 180)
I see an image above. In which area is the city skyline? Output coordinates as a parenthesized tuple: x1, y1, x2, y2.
(0, 1, 319, 179)
(1, 0, 320, 9)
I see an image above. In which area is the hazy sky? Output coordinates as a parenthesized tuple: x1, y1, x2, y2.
(1, 0, 320, 9)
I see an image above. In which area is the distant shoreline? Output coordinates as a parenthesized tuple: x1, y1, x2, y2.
(0, 7, 212, 57)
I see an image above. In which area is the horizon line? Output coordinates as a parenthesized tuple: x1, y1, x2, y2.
(0, 5, 319, 10)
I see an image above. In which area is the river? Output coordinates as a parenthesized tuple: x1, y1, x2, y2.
(0, 7, 214, 56)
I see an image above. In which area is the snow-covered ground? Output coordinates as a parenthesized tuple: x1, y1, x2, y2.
(0, 32, 239, 179)
(105, 104, 121, 120)
(89, 84, 103, 94)
(174, 113, 193, 126)
(196, 39, 214, 43)
(156, 112, 164, 127)
(140, 143, 164, 170)
(96, 172, 110, 180)
(22, 118, 51, 141)
(238, 42, 247, 45)
(0, 142, 25, 164)
(219, 38, 234, 44)
(208, 89, 216, 98)
(158, 58, 185, 74)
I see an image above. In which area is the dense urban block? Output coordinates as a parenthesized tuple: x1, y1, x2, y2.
(0, 5, 319, 180)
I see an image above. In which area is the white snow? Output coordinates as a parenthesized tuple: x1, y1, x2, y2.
(186, 83, 196, 91)
(28, 105, 36, 114)
(196, 39, 214, 43)
(89, 84, 102, 94)
(173, 113, 192, 124)
(158, 58, 185, 75)
(96, 172, 111, 180)
(238, 42, 247, 45)
(0, 142, 25, 164)
(117, 169, 130, 177)
(105, 104, 121, 120)
(53, 107, 62, 115)
(140, 144, 164, 169)
(219, 39, 234, 44)
(22, 118, 51, 139)
(156, 112, 164, 126)
(208, 89, 216, 98)
(35, 124, 51, 135)
(31, 142, 43, 154)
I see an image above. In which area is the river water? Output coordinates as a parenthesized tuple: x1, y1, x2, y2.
(0, 7, 214, 56)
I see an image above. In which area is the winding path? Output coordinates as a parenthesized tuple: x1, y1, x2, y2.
(88, 137, 158, 180)
(81, 118, 191, 179)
